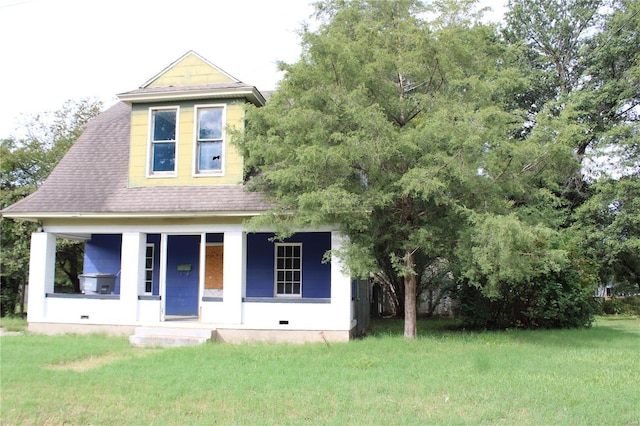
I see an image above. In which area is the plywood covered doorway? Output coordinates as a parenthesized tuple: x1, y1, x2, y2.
(205, 245, 224, 291)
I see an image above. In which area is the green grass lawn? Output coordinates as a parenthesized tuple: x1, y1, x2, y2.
(1, 316, 638, 425)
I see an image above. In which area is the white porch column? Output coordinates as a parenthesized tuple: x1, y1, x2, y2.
(330, 231, 353, 330)
(27, 232, 56, 322)
(222, 229, 246, 325)
(120, 232, 145, 323)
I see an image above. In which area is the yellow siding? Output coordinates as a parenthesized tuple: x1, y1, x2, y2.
(225, 104, 245, 181)
(147, 54, 235, 87)
(128, 106, 149, 186)
(128, 101, 245, 188)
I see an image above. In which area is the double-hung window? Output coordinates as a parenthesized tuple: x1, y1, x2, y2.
(196, 106, 224, 174)
(144, 244, 154, 294)
(275, 243, 302, 297)
(150, 108, 177, 174)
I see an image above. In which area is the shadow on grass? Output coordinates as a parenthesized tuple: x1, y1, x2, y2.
(367, 317, 466, 338)
(366, 315, 640, 347)
(499, 317, 640, 348)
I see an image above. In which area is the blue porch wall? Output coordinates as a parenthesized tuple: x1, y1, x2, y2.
(83, 234, 122, 293)
(246, 232, 331, 298)
(206, 233, 223, 243)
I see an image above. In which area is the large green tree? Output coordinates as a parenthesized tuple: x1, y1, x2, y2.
(455, 0, 639, 328)
(572, 177, 640, 294)
(569, 0, 640, 294)
(1, 98, 102, 316)
(505, 0, 604, 97)
(577, 0, 640, 176)
(504, 0, 639, 287)
(505, 0, 639, 181)
(236, 0, 544, 337)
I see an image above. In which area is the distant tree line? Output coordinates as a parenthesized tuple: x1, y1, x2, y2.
(1, 98, 102, 316)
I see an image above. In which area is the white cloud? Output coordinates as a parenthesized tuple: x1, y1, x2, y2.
(0, 0, 315, 137)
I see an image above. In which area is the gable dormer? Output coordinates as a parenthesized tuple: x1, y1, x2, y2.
(118, 51, 265, 188)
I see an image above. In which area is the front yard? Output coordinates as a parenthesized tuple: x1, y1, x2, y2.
(1, 316, 638, 424)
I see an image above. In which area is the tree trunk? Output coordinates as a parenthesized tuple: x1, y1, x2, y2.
(19, 274, 26, 318)
(69, 256, 81, 293)
(404, 249, 417, 339)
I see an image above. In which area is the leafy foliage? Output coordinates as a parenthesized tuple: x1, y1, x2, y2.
(0, 98, 102, 316)
(594, 296, 640, 315)
(455, 213, 596, 328)
(236, 0, 533, 337)
(571, 177, 640, 293)
(233, 0, 640, 333)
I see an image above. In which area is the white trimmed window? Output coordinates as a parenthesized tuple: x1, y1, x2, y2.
(275, 243, 302, 297)
(195, 106, 225, 174)
(144, 244, 154, 293)
(149, 108, 178, 174)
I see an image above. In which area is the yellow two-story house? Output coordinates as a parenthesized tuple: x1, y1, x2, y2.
(2, 52, 361, 344)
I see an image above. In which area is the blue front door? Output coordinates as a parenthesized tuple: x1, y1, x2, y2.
(165, 235, 200, 316)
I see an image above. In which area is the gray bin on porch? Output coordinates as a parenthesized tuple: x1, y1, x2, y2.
(80, 273, 116, 294)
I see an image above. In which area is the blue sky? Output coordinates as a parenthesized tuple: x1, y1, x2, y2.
(0, 0, 505, 138)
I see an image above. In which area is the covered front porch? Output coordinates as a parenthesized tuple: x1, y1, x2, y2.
(26, 222, 356, 343)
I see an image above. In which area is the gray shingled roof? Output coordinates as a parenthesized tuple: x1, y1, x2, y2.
(1, 102, 271, 219)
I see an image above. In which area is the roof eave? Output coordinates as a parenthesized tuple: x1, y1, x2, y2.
(117, 87, 266, 106)
(1, 211, 265, 221)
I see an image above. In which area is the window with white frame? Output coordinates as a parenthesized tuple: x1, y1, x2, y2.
(275, 243, 302, 297)
(150, 108, 177, 173)
(145, 244, 154, 293)
(196, 106, 224, 173)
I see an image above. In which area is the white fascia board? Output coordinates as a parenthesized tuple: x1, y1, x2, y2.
(0, 214, 40, 223)
(1, 211, 264, 220)
(117, 87, 265, 106)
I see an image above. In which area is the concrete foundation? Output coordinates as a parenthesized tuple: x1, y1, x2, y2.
(27, 322, 355, 344)
(28, 322, 136, 336)
(215, 328, 352, 344)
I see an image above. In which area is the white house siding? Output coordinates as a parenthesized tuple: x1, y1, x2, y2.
(120, 232, 146, 322)
(26, 232, 57, 323)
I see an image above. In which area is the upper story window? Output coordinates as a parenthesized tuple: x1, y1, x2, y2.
(196, 106, 225, 174)
(150, 108, 178, 174)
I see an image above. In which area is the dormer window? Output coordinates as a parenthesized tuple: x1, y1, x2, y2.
(149, 108, 178, 175)
(196, 106, 225, 174)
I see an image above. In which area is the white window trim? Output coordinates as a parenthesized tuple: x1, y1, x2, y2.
(192, 104, 227, 177)
(146, 106, 180, 178)
(274, 243, 303, 298)
(201, 242, 224, 299)
(144, 243, 154, 294)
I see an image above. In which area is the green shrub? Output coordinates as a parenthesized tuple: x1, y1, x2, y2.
(454, 214, 596, 329)
(595, 297, 640, 316)
(454, 270, 595, 329)
(0, 280, 20, 318)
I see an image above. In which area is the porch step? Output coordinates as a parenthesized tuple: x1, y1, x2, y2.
(129, 327, 215, 347)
